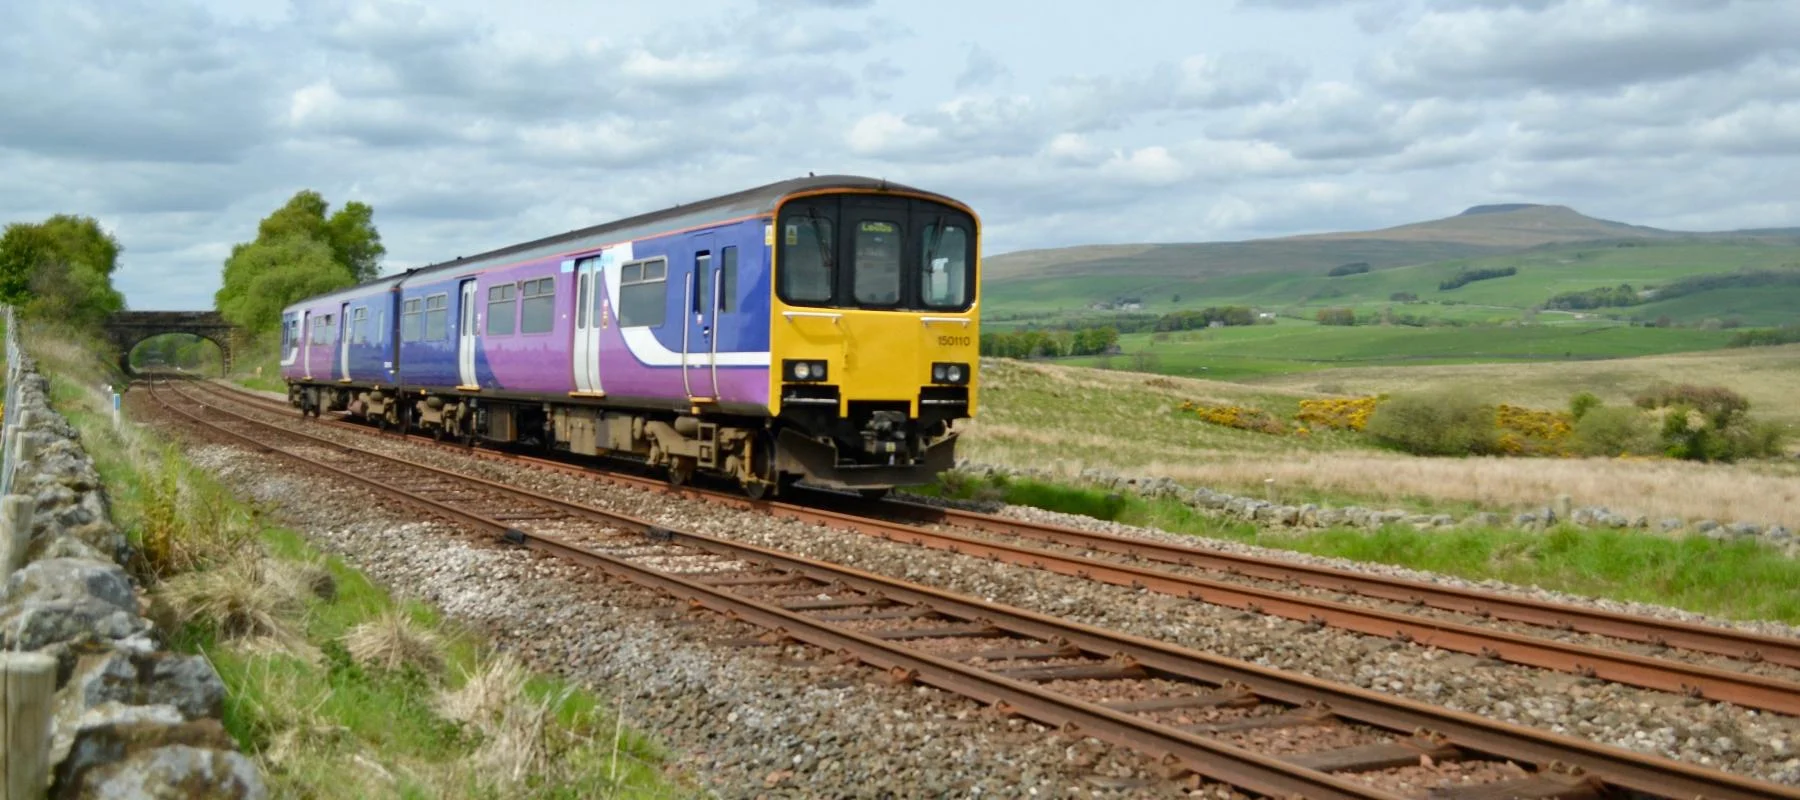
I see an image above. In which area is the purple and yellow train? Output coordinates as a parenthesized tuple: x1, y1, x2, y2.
(279, 175, 980, 497)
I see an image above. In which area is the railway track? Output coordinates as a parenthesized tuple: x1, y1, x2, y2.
(178, 378, 1800, 717)
(147, 376, 1800, 799)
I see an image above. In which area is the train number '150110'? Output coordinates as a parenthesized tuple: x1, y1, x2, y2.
(936, 335, 972, 348)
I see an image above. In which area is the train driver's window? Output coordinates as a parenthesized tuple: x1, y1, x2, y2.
(780, 218, 833, 303)
(920, 222, 970, 309)
(853, 220, 901, 306)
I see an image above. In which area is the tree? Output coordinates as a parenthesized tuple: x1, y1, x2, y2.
(216, 235, 352, 334)
(0, 214, 126, 327)
(216, 191, 384, 334)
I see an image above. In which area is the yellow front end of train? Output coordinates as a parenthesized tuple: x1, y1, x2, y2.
(765, 187, 980, 492)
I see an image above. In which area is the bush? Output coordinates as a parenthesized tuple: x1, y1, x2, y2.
(1568, 391, 1602, 421)
(1327, 262, 1370, 277)
(1633, 383, 1749, 427)
(1364, 389, 1500, 456)
(1571, 406, 1658, 456)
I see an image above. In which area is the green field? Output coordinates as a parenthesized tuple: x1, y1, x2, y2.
(1055, 318, 1739, 381)
(985, 239, 1800, 327)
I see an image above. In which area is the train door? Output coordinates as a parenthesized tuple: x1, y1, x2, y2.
(338, 302, 352, 380)
(572, 256, 604, 395)
(457, 279, 478, 388)
(300, 310, 313, 377)
(683, 236, 717, 402)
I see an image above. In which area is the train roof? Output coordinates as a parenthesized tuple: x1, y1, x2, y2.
(283, 174, 962, 312)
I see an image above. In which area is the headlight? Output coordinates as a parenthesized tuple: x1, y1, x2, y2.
(930, 362, 970, 385)
(783, 359, 828, 382)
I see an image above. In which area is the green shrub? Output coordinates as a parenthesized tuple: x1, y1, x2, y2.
(1571, 406, 1657, 456)
(1364, 389, 1500, 456)
(1633, 383, 1749, 426)
(1568, 391, 1602, 421)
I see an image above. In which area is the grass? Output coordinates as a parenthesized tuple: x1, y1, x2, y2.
(1251, 343, 1800, 428)
(30, 324, 689, 800)
(1054, 319, 1739, 382)
(982, 234, 1800, 326)
(917, 473, 1800, 624)
(963, 355, 1800, 526)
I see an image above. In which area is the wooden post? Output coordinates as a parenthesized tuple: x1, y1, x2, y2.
(1, 652, 55, 800)
(0, 495, 31, 577)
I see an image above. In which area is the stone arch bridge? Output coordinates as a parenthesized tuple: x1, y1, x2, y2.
(104, 311, 242, 374)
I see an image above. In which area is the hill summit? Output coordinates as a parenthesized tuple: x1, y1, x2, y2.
(1276, 204, 1673, 248)
(1459, 203, 1547, 215)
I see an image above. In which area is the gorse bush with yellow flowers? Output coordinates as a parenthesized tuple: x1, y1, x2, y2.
(1178, 400, 1287, 435)
(1296, 397, 1380, 431)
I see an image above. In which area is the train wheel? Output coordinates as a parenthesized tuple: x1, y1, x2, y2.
(667, 457, 695, 488)
(739, 433, 778, 500)
(857, 488, 891, 501)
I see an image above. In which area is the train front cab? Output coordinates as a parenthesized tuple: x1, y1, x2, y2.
(768, 189, 979, 492)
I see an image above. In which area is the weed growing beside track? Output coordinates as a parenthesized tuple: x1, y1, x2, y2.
(31, 330, 685, 799)
(915, 472, 1800, 624)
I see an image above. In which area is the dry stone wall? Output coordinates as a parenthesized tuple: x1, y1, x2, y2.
(0, 350, 265, 799)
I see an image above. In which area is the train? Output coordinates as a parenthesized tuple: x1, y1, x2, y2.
(279, 175, 980, 498)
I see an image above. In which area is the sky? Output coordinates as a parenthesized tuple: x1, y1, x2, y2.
(2, 0, 1798, 310)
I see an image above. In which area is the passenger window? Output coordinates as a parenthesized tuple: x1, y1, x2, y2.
(424, 294, 448, 341)
(780, 217, 833, 303)
(401, 299, 423, 342)
(853, 220, 901, 305)
(619, 257, 668, 327)
(351, 307, 368, 344)
(720, 246, 737, 312)
(920, 223, 970, 309)
(487, 284, 516, 335)
(521, 277, 555, 334)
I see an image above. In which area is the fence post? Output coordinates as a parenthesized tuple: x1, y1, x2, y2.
(0, 495, 31, 578)
(1, 651, 55, 800)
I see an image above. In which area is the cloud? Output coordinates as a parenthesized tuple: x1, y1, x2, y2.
(1367, 0, 1800, 95)
(955, 45, 1010, 90)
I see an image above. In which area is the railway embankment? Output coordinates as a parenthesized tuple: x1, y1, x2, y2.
(0, 347, 264, 798)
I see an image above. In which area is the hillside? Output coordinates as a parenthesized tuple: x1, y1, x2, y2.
(981, 204, 1800, 326)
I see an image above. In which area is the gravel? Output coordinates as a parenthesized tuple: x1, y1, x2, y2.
(151, 410, 1223, 798)
(164, 390, 1800, 787)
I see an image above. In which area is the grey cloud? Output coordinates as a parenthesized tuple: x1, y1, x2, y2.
(955, 45, 1010, 90)
(0, 2, 283, 163)
(1367, 0, 1800, 95)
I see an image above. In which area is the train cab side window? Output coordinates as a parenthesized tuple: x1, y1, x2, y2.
(424, 293, 449, 341)
(779, 218, 833, 303)
(619, 257, 668, 327)
(719, 246, 737, 312)
(401, 299, 423, 342)
(920, 222, 971, 309)
(521, 277, 556, 334)
(486, 284, 516, 335)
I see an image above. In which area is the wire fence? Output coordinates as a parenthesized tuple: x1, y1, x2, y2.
(1, 304, 22, 496)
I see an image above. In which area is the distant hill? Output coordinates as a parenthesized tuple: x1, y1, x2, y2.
(1271, 204, 1677, 248)
(980, 204, 1800, 326)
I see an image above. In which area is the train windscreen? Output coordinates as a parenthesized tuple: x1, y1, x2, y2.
(777, 195, 975, 312)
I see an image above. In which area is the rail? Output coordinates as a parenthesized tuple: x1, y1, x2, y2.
(153, 378, 1800, 800)
(180, 377, 1800, 715)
